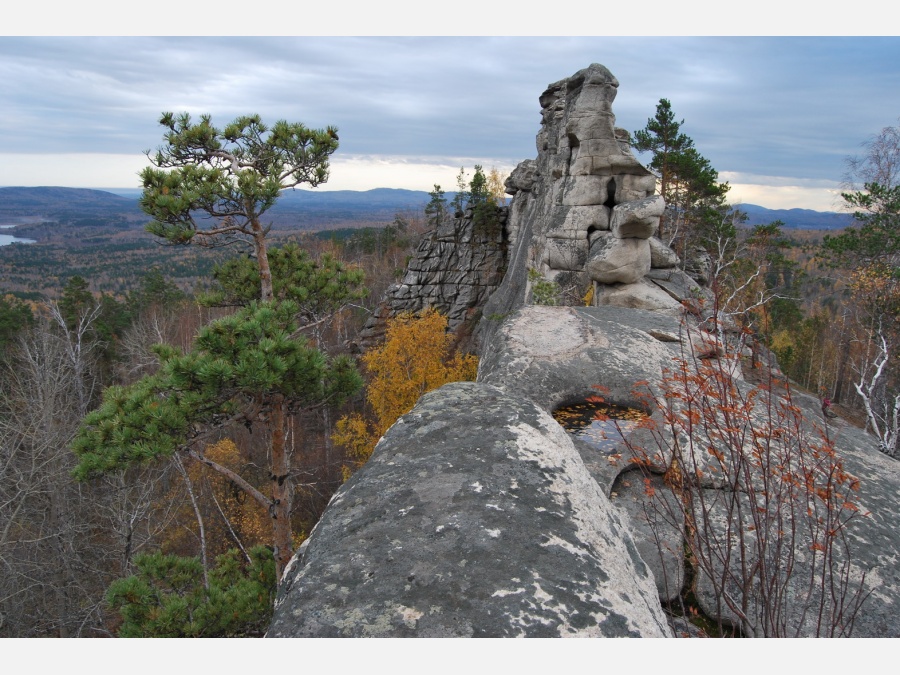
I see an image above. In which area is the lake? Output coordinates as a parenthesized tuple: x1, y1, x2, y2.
(0, 224, 36, 246)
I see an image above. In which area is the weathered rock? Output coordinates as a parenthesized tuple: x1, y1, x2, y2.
(357, 206, 507, 349)
(478, 306, 674, 417)
(611, 473, 685, 603)
(610, 196, 665, 239)
(585, 234, 651, 285)
(646, 267, 708, 306)
(269, 382, 671, 637)
(648, 236, 678, 269)
(474, 63, 675, 348)
(683, 247, 712, 285)
(505, 159, 538, 194)
(592, 279, 682, 313)
(545, 205, 610, 240)
(544, 237, 588, 271)
(563, 175, 613, 206)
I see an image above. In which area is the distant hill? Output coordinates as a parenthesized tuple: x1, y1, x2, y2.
(268, 188, 436, 225)
(1, 186, 858, 231)
(736, 203, 853, 230)
(0, 186, 141, 217)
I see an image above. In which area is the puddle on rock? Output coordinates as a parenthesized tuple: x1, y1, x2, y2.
(552, 400, 649, 453)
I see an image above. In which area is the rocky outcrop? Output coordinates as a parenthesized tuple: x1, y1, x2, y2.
(269, 382, 671, 637)
(356, 205, 508, 349)
(476, 64, 707, 350)
(478, 306, 900, 637)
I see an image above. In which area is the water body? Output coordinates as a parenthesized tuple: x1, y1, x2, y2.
(0, 224, 36, 246)
(552, 400, 649, 454)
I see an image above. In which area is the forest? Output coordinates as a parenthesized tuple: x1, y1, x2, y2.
(0, 106, 897, 637)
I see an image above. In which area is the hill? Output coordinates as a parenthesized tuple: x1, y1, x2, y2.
(0, 186, 141, 218)
(1, 186, 859, 231)
(737, 203, 853, 230)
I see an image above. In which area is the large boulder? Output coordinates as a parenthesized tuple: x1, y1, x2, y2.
(585, 235, 651, 286)
(478, 306, 674, 417)
(269, 382, 671, 637)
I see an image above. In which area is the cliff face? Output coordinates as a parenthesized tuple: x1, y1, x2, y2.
(356, 205, 508, 350)
(268, 65, 900, 638)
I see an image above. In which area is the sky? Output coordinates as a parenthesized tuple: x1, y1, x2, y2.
(2, 24, 899, 212)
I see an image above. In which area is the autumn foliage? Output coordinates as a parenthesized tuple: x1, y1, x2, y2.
(625, 325, 869, 637)
(333, 308, 478, 471)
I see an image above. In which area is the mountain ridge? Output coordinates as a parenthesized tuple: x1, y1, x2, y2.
(1, 186, 855, 230)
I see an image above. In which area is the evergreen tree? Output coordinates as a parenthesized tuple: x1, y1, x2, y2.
(425, 184, 447, 228)
(823, 182, 900, 268)
(633, 98, 729, 248)
(106, 546, 276, 637)
(0, 295, 33, 353)
(200, 242, 366, 327)
(72, 295, 363, 578)
(139, 112, 339, 302)
(58, 276, 95, 332)
(73, 112, 360, 579)
(128, 268, 188, 314)
(469, 164, 489, 206)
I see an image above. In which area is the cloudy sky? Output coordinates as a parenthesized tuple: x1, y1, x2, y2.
(2, 33, 898, 211)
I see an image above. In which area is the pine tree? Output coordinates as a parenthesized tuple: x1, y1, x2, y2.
(106, 546, 276, 637)
(633, 98, 729, 247)
(469, 164, 489, 206)
(425, 184, 447, 228)
(139, 112, 339, 302)
(73, 112, 359, 580)
(72, 295, 363, 578)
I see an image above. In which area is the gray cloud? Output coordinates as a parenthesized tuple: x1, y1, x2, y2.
(2, 36, 899, 185)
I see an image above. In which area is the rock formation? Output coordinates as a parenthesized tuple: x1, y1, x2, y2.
(268, 65, 900, 638)
(479, 305, 900, 638)
(476, 64, 706, 353)
(356, 204, 508, 349)
(360, 64, 707, 353)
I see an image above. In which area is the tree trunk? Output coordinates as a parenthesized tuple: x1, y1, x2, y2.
(270, 396, 293, 580)
(250, 214, 274, 303)
(175, 455, 209, 589)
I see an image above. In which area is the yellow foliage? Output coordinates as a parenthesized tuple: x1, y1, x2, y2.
(583, 283, 594, 307)
(769, 329, 796, 355)
(365, 308, 478, 430)
(203, 440, 269, 545)
(332, 413, 376, 462)
(486, 167, 508, 205)
(166, 439, 269, 553)
(334, 308, 478, 473)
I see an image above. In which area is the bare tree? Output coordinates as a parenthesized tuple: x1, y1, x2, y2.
(625, 320, 869, 637)
(0, 310, 177, 636)
(854, 332, 900, 458)
(843, 118, 900, 191)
